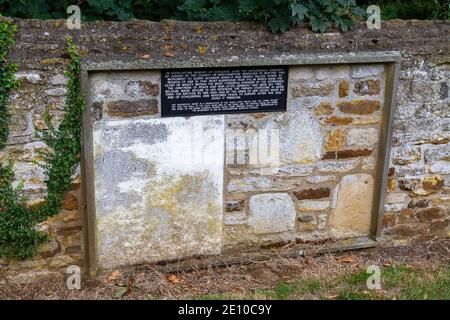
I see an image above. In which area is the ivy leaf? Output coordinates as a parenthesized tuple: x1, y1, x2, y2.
(310, 16, 326, 33)
(335, 17, 353, 33)
(291, 3, 308, 21)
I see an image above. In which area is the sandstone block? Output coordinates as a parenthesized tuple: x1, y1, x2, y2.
(337, 100, 381, 114)
(325, 129, 346, 151)
(329, 174, 374, 235)
(294, 187, 331, 200)
(291, 82, 334, 97)
(417, 207, 445, 222)
(322, 116, 353, 125)
(430, 219, 450, 236)
(382, 213, 396, 227)
(423, 176, 444, 190)
(125, 80, 160, 97)
(399, 208, 418, 223)
(314, 102, 333, 116)
(337, 149, 373, 159)
(339, 80, 349, 98)
(61, 193, 78, 210)
(106, 99, 158, 117)
(353, 79, 381, 95)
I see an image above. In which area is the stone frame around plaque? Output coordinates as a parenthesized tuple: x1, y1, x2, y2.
(80, 51, 401, 276)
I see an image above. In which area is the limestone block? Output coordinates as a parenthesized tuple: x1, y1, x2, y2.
(347, 128, 378, 148)
(424, 146, 450, 163)
(316, 159, 359, 173)
(248, 193, 296, 234)
(289, 66, 314, 81)
(297, 200, 330, 211)
(307, 175, 336, 184)
(15, 72, 42, 84)
(50, 74, 69, 85)
(278, 106, 323, 164)
(352, 65, 384, 78)
(315, 65, 349, 80)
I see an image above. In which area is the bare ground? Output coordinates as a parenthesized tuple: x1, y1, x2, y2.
(1, 237, 449, 300)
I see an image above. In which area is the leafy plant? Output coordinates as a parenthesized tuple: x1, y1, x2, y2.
(0, 0, 367, 33)
(0, 18, 84, 259)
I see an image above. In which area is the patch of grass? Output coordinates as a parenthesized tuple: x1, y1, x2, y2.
(343, 269, 370, 285)
(297, 278, 323, 294)
(192, 263, 450, 300)
(384, 265, 450, 300)
(382, 265, 411, 289)
(274, 282, 295, 299)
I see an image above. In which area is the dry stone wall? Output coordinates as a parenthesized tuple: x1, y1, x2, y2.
(0, 18, 448, 281)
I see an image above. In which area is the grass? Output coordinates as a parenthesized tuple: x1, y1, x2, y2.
(194, 264, 450, 300)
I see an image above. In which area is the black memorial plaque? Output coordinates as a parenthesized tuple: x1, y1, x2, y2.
(161, 66, 288, 117)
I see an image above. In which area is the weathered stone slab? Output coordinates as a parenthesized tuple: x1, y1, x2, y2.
(329, 174, 374, 236)
(248, 193, 296, 234)
(93, 116, 224, 269)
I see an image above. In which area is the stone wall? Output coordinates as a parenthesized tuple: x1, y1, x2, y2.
(0, 18, 448, 280)
(223, 64, 386, 249)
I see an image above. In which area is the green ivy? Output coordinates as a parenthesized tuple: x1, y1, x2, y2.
(0, 18, 84, 259)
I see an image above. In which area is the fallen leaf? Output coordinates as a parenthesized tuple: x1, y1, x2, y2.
(139, 54, 151, 59)
(198, 45, 206, 55)
(108, 270, 121, 282)
(167, 274, 179, 284)
(163, 44, 175, 50)
(325, 294, 338, 299)
(195, 25, 203, 33)
(340, 256, 355, 263)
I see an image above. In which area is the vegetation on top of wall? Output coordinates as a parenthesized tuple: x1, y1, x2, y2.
(1, 1, 448, 33)
(0, 18, 84, 259)
(0, 0, 366, 33)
